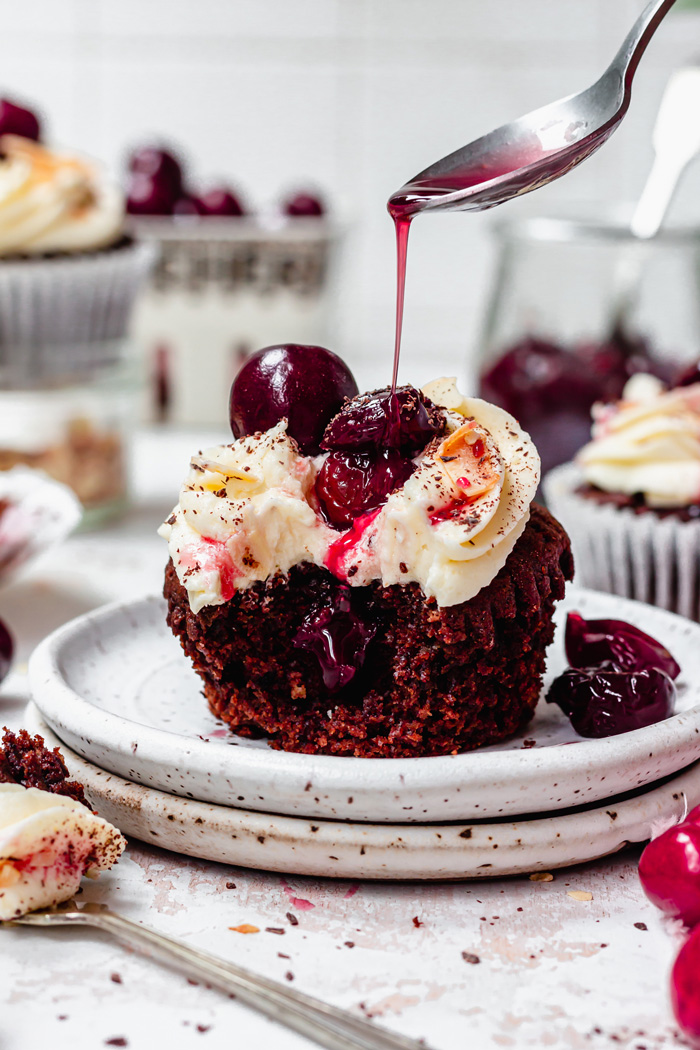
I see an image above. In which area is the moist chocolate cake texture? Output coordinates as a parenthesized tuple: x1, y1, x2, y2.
(0, 727, 89, 805)
(165, 504, 573, 758)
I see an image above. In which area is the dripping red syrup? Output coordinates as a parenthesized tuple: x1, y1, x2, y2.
(325, 508, 381, 581)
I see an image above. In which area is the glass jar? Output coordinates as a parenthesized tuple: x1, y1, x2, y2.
(0, 359, 139, 528)
(477, 206, 700, 477)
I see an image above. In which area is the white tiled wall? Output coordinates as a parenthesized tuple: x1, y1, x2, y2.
(3, 0, 700, 389)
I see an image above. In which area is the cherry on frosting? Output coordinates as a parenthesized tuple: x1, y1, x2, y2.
(229, 344, 358, 455)
(283, 192, 325, 217)
(0, 617, 13, 685)
(565, 612, 680, 680)
(293, 585, 376, 692)
(316, 448, 415, 528)
(546, 661, 676, 737)
(639, 822, 700, 928)
(197, 187, 245, 217)
(0, 99, 41, 142)
(321, 386, 444, 454)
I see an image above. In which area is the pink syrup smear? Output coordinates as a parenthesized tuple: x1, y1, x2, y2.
(280, 877, 315, 911)
(344, 883, 360, 900)
(325, 508, 382, 581)
(180, 537, 240, 601)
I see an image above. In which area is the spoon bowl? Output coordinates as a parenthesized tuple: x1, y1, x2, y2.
(389, 0, 678, 218)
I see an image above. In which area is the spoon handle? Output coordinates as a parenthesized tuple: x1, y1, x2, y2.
(49, 909, 429, 1050)
(613, 0, 678, 89)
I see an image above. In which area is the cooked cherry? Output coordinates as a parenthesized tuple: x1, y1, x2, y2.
(294, 585, 376, 692)
(197, 187, 245, 217)
(229, 344, 358, 455)
(639, 823, 700, 928)
(0, 99, 40, 141)
(546, 661, 676, 737)
(565, 611, 680, 679)
(316, 449, 415, 528)
(0, 617, 13, 685)
(126, 172, 177, 216)
(128, 146, 183, 197)
(675, 360, 700, 388)
(283, 192, 325, 217)
(321, 386, 444, 454)
(672, 925, 700, 1040)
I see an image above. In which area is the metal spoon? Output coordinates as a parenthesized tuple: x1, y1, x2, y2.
(609, 58, 700, 333)
(388, 0, 677, 218)
(6, 904, 432, 1050)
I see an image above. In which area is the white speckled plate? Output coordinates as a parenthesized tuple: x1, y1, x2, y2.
(24, 703, 700, 879)
(28, 587, 700, 822)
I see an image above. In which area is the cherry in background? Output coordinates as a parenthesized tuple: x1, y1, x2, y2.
(229, 344, 358, 456)
(126, 147, 184, 216)
(283, 192, 325, 218)
(0, 618, 13, 685)
(0, 99, 41, 142)
(197, 187, 245, 217)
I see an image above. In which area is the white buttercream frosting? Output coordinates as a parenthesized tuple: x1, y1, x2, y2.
(578, 374, 700, 508)
(0, 784, 125, 919)
(0, 135, 123, 257)
(159, 378, 541, 609)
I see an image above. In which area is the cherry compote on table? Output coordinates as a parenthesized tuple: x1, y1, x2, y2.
(547, 612, 679, 737)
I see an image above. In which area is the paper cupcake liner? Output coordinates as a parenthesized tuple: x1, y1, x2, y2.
(0, 240, 157, 382)
(544, 462, 700, 621)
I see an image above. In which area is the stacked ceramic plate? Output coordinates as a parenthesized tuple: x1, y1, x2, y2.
(26, 587, 700, 879)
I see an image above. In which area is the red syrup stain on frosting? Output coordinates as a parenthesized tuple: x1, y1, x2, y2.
(325, 507, 382, 581)
(180, 538, 240, 601)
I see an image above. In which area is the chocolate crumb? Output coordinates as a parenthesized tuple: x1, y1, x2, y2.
(105, 1040, 128, 1048)
(265, 927, 285, 935)
(412, 916, 423, 928)
(344, 941, 355, 948)
(461, 952, 480, 964)
(634, 922, 648, 931)
(196, 1025, 210, 1034)
(226, 882, 236, 889)
(286, 912, 299, 926)
(285, 972, 294, 982)
(278, 952, 291, 959)
(110, 973, 123, 984)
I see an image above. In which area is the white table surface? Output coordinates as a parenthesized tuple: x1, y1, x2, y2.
(0, 428, 689, 1050)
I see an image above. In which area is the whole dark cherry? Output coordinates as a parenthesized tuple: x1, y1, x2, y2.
(639, 822, 700, 928)
(126, 172, 177, 216)
(0, 99, 41, 141)
(316, 449, 414, 528)
(229, 344, 358, 455)
(283, 192, 325, 218)
(321, 386, 444, 454)
(0, 617, 13, 685)
(197, 187, 245, 217)
(547, 660, 676, 737)
(128, 146, 183, 198)
(675, 360, 700, 388)
(565, 611, 680, 680)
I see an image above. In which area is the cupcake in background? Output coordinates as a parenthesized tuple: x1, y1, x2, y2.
(0, 100, 156, 383)
(545, 372, 700, 620)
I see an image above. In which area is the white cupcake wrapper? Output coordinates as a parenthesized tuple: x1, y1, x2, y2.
(544, 462, 700, 621)
(0, 240, 157, 381)
(0, 466, 82, 587)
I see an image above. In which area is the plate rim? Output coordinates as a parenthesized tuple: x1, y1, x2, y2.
(27, 586, 700, 805)
(24, 702, 699, 879)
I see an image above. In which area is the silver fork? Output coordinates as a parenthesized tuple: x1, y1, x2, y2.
(7, 905, 433, 1050)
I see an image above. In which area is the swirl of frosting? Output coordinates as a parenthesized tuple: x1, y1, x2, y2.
(0, 135, 123, 256)
(159, 379, 540, 611)
(578, 373, 700, 507)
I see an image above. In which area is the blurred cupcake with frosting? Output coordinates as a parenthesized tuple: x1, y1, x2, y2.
(0, 98, 155, 383)
(545, 371, 700, 619)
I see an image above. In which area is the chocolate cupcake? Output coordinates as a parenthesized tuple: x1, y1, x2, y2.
(545, 373, 700, 619)
(159, 351, 573, 758)
(0, 135, 155, 382)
